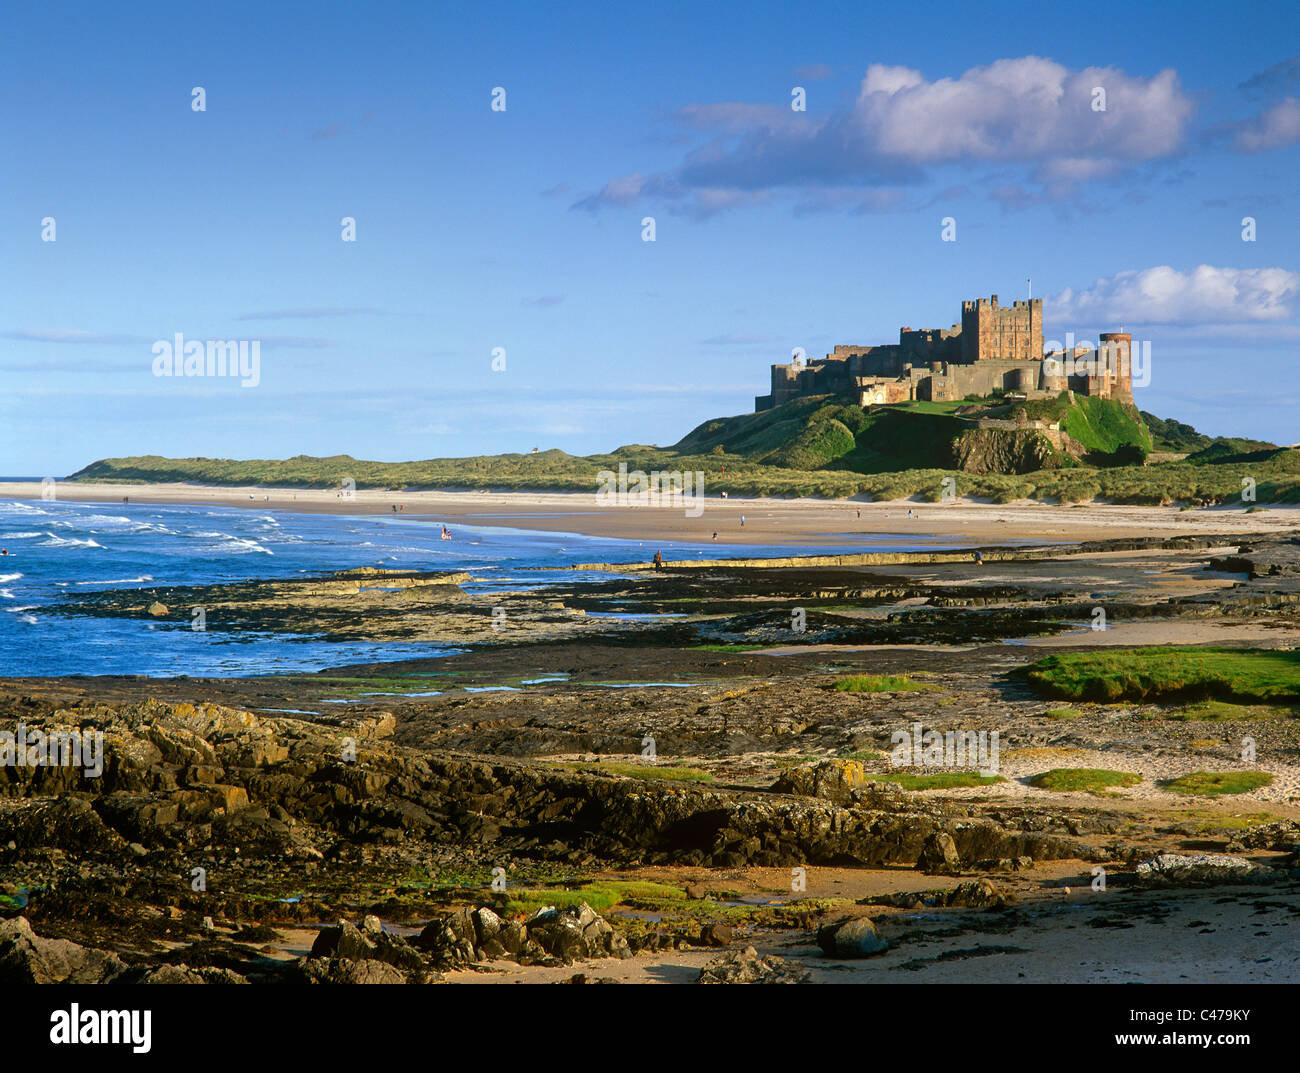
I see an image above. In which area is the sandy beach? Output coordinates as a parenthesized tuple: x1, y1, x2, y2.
(4, 480, 1298, 547)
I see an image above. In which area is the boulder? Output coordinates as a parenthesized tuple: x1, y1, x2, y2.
(294, 957, 413, 985)
(1240, 820, 1300, 851)
(698, 922, 733, 948)
(943, 878, 1012, 908)
(310, 921, 425, 971)
(525, 902, 631, 963)
(0, 916, 126, 984)
(916, 831, 961, 874)
(698, 946, 811, 984)
(1134, 853, 1282, 887)
(771, 759, 867, 806)
(817, 916, 888, 958)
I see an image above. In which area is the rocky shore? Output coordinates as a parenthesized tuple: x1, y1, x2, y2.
(4, 529, 1300, 983)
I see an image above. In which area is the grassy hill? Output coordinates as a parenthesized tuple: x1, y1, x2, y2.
(1141, 412, 1276, 455)
(67, 391, 1300, 506)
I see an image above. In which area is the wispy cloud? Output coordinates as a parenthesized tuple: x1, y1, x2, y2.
(2, 329, 152, 345)
(1239, 56, 1300, 98)
(254, 335, 333, 348)
(1231, 97, 1300, 152)
(701, 332, 781, 345)
(235, 307, 384, 320)
(794, 63, 833, 81)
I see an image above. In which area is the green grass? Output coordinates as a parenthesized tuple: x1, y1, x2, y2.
(876, 771, 1005, 791)
(67, 437, 1300, 506)
(1019, 647, 1300, 704)
(1029, 767, 1142, 793)
(1044, 707, 1082, 720)
(501, 880, 688, 916)
(1167, 809, 1286, 832)
(65, 390, 1300, 506)
(1161, 771, 1276, 798)
(840, 749, 885, 763)
(543, 760, 715, 783)
(834, 673, 937, 693)
(1165, 699, 1296, 722)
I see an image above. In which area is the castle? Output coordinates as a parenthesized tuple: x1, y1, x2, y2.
(754, 294, 1134, 412)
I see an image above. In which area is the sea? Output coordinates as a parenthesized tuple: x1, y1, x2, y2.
(0, 490, 986, 678)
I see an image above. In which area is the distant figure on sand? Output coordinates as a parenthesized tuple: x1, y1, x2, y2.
(652, 550, 663, 570)
(712, 531, 718, 541)
(740, 515, 745, 527)
(856, 508, 861, 519)
(973, 551, 984, 566)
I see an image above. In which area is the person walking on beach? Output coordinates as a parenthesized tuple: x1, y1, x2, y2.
(441, 525, 452, 541)
(740, 515, 745, 527)
(652, 550, 663, 570)
(712, 531, 718, 541)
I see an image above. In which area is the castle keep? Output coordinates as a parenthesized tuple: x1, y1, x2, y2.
(755, 294, 1134, 411)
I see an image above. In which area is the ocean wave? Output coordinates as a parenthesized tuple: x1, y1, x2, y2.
(0, 572, 22, 584)
(74, 575, 154, 585)
(3, 605, 37, 613)
(3, 531, 44, 539)
(191, 532, 272, 555)
(37, 533, 105, 549)
(71, 514, 132, 527)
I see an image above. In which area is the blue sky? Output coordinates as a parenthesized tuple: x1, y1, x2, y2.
(2, 0, 1298, 475)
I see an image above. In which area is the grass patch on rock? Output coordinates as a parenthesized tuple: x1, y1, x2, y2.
(1165, 699, 1296, 722)
(876, 771, 1004, 791)
(502, 880, 688, 916)
(543, 759, 715, 783)
(834, 673, 937, 693)
(1029, 767, 1142, 793)
(1018, 647, 1300, 704)
(1161, 771, 1276, 798)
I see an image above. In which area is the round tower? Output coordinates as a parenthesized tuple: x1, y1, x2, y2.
(1098, 332, 1132, 399)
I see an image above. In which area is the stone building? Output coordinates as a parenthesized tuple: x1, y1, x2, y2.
(755, 295, 1133, 411)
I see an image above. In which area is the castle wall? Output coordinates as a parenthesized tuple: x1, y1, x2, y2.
(755, 293, 1131, 414)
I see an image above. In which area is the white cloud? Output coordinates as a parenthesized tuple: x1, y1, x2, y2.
(576, 56, 1196, 216)
(851, 59, 1190, 164)
(1048, 266, 1300, 325)
(1234, 97, 1300, 152)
